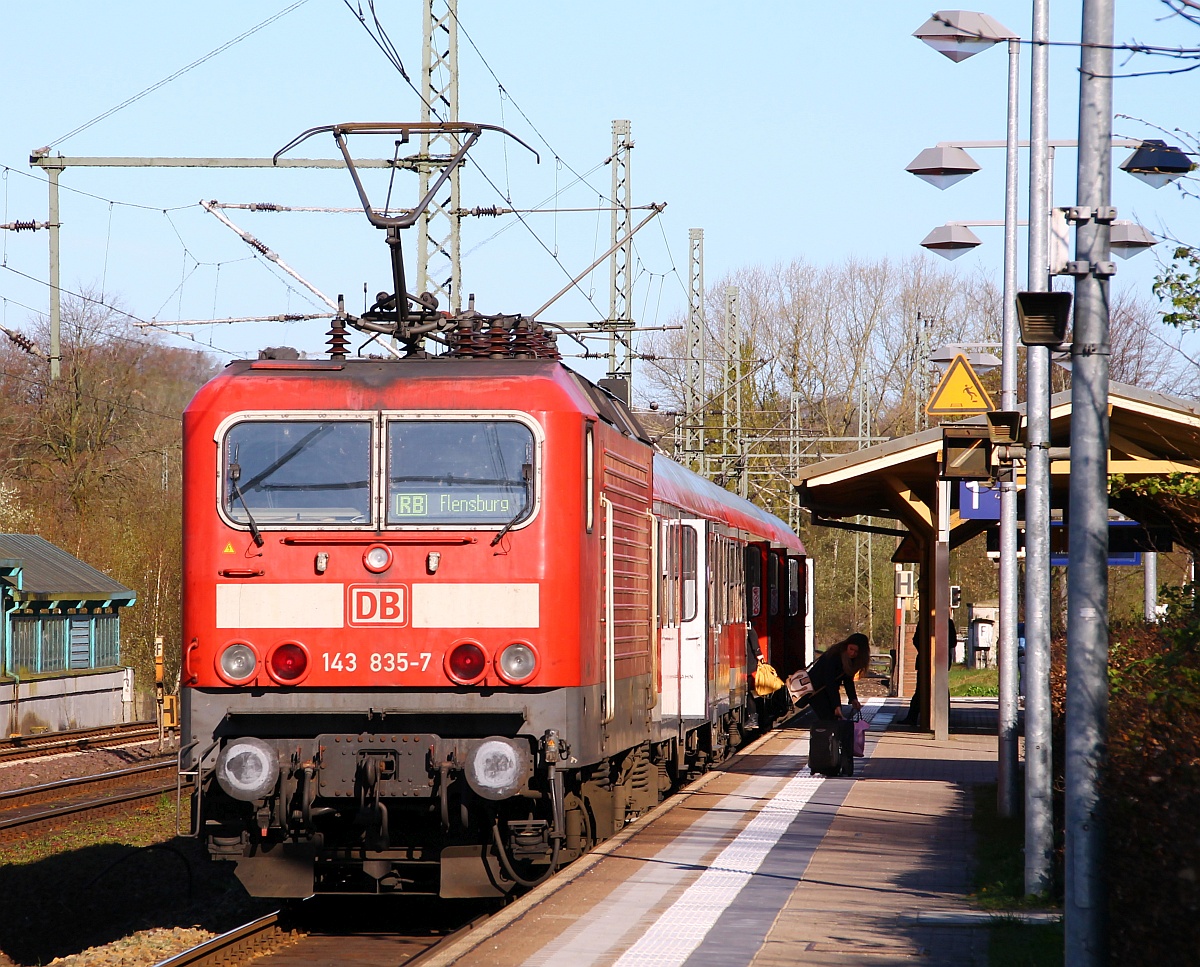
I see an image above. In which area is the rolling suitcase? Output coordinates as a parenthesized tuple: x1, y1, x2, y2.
(809, 720, 855, 777)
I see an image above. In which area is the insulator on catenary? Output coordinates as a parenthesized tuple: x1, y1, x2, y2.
(2, 221, 41, 232)
(251, 203, 281, 212)
(5, 329, 38, 354)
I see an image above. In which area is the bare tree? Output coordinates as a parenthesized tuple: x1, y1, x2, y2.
(0, 288, 217, 694)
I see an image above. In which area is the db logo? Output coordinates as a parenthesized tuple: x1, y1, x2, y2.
(348, 585, 408, 626)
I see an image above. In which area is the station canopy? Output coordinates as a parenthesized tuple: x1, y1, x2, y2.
(793, 381, 1200, 556)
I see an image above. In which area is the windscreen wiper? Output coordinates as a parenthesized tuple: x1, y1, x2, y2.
(491, 463, 532, 547)
(229, 460, 265, 548)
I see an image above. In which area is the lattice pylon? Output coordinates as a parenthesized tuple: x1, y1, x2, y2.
(685, 228, 706, 472)
(607, 120, 633, 384)
(418, 0, 461, 315)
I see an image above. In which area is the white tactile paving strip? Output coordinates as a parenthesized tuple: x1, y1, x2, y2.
(524, 699, 896, 967)
(521, 775, 787, 967)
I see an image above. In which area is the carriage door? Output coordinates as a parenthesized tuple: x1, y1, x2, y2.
(677, 519, 708, 718)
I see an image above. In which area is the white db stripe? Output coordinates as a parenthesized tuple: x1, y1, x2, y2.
(216, 584, 345, 628)
(411, 583, 539, 628)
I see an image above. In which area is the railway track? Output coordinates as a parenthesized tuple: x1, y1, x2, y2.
(155, 901, 495, 967)
(0, 760, 181, 843)
(0, 720, 160, 763)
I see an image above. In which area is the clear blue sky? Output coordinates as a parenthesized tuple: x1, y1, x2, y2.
(3, 2, 1197, 390)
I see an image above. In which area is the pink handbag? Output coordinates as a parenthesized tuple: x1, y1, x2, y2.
(852, 714, 869, 757)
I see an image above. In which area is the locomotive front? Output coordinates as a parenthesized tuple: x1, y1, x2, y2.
(181, 358, 601, 898)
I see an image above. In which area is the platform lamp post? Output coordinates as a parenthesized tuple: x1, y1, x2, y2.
(1022, 0, 1055, 900)
(1066, 3, 1114, 959)
(914, 9, 1021, 809)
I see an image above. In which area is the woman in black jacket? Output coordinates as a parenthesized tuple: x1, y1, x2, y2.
(807, 633, 870, 720)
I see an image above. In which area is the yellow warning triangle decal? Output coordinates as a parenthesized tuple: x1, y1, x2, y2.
(926, 354, 995, 415)
(223, 543, 236, 554)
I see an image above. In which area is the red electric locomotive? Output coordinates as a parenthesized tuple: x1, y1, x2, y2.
(178, 123, 810, 899)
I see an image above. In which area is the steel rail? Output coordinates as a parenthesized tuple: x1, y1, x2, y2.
(153, 912, 295, 967)
(0, 721, 159, 762)
(0, 762, 184, 841)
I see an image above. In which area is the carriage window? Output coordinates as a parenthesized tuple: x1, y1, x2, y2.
(224, 420, 371, 525)
(788, 558, 801, 616)
(745, 546, 762, 618)
(729, 542, 739, 623)
(387, 420, 534, 526)
(708, 533, 718, 628)
(681, 526, 698, 622)
(585, 423, 595, 533)
(661, 521, 677, 627)
(768, 552, 780, 616)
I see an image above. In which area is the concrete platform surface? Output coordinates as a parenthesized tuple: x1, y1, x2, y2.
(426, 699, 1002, 967)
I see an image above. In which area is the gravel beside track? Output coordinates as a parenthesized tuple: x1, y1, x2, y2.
(0, 739, 174, 794)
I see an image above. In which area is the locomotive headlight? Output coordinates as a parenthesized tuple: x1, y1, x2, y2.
(218, 642, 257, 683)
(215, 737, 280, 801)
(363, 544, 393, 573)
(496, 642, 538, 684)
(464, 737, 531, 801)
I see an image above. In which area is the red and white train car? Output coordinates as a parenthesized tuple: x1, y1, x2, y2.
(180, 355, 808, 898)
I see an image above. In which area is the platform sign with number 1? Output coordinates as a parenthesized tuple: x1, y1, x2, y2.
(959, 481, 1002, 520)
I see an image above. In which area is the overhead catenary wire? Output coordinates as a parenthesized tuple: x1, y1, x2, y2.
(135, 313, 330, 329)
(43, 0, 314, 150)
(0, 163, 199, 214)
(0, 266, 241, 359)
(445, 4, 615, 206)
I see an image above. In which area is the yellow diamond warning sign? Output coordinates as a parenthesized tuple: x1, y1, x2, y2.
(926, 354, 995, 416)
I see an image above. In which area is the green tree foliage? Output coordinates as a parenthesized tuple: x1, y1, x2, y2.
(1153, 244, 1200, 330)
(0, 290, 217, 695)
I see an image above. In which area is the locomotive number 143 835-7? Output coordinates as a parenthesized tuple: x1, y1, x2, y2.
(320, 652, 435, 673)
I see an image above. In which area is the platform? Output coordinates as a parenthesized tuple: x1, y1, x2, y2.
(426, 698, 1002, 967)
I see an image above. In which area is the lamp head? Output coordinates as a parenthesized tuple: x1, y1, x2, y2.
(906, 145, 981, 190)
(1109, 220, 1157, 259)
(914, 10, 1017, 62)
(921, 223, 982, 260)
(1120, 140, 1194, 189)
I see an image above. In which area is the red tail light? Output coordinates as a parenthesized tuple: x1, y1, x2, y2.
(447, 641, 487, 684)
(268, 642, 309, 683)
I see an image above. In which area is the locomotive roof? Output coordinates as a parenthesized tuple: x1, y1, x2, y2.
(194, 357, 653, 442)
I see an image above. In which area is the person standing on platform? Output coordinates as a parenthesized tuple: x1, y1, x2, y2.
(806, 633, 870, 720)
